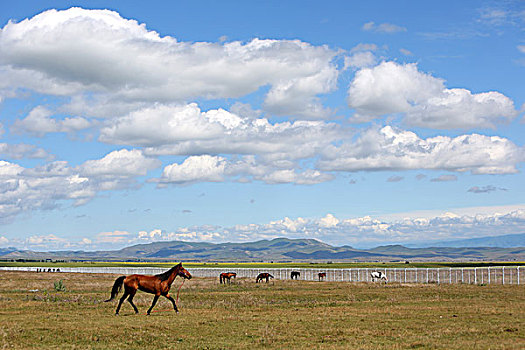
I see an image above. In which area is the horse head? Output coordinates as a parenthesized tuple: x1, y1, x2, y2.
(176, 263, 192, 279)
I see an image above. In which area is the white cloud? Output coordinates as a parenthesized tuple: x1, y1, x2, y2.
(79, 149, 160, 177)
(348, 61, 517, 128)
(259, 169, 334, 185)
(100, 103, 239, 146)
(0, 8, 338, 119)
(319, 126, 524, 175)
(0, 236, 8, 245)
(362, 21, 407, 33)
(0, 149, 162, 223)
(131, 208, 525, 247)
(158, 155, 226, 184)
(344, 51, 376, 69)
(102, 103, 343, 162)
(12, 106, 90, 136)
(0, 143, 51, 160)
(5, 207, 525, 249)
(155, 154, 335, 186)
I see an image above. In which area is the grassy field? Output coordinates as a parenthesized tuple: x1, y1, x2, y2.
(0, 271, 523, 349)
(1, 260, 524, 269)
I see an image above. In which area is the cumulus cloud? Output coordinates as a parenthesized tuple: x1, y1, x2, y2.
(106, 208, 525, 247)
(12, 106, 90, 136)
(0, 8, 338, 119)
(6, 208, 525, 249)
(136, 228, 223, 243)
(0, 143, 52, 160)
(348, 61, 517, 128)
(157, 155, 226, 185)
(0, 149, 160, 223)
(318, 126, 524, 175)
(155, 155, 334, 185)
(101, 103, 343, 163)
(344, 43, 378, 70)
(78, 149, 160, 177)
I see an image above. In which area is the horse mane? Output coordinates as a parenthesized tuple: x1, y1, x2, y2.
(155, 264, 180, 281)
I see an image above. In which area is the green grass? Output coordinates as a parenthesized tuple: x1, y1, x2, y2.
(0, 271, 523, 349)
(1, 260, 524, 269)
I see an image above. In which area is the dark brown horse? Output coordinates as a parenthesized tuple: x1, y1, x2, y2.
(219, 272, 236, 284)
(105, 263, 192, 315)
(318, 272, 326, 281)
(290, 271, 300, 280)
(256, 273, 273, 283)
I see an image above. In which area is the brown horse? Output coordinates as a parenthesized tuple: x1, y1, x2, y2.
(105, 263, 192, 315)
(318, 272, 326, 281)
(219, 272, 236, 284)
(256, 273, 273, 283)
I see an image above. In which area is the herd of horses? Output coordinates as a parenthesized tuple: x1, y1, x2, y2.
(105, 263, 388, 315)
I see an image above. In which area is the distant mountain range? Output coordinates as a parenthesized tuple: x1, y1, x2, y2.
(407, 233, 525, 248)
(1, 233, 524, 262)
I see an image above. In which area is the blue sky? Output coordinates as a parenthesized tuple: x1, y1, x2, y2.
(0, 0, 524, 250)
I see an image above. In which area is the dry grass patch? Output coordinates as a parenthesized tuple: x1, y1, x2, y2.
(0, 271, 523, 349)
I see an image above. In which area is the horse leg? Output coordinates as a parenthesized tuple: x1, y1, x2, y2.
(147, 295, 160, 315)
(165, 294, 179, 313)
(127, 290, 139, 314)
(115, 291, 129, 315)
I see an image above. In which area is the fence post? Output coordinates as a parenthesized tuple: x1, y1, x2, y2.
(474, 268, 477, 284)
(481, 268, 483, 284)
(426, 268, 429, 284)
(503, 267, 505, 285)
(518, 267, 520, 285)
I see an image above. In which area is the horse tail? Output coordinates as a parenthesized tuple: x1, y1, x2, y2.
(269, 274, 274, 278)
(105, 276, 126, 302)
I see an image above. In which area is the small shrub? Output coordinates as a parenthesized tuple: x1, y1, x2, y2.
(54, 279, 66, 292)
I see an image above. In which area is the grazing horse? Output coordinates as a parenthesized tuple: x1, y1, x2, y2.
(290, 271, 300, 280)
(371, 271, 388, 283)
(219, 272, 237, 284)
(256, 273, 273, 283)
(105, 263, 192, 315)
(318, 272, 327, 281)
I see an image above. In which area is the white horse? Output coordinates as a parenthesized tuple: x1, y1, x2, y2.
(371, 271, 387, 282)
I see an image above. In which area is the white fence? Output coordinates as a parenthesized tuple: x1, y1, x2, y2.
(1, 266, 523, 285)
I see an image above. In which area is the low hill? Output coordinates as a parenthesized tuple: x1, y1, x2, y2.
(1, 237, 524, 262)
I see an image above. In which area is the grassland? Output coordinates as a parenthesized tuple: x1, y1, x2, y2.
(0, 271, 523, 349)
